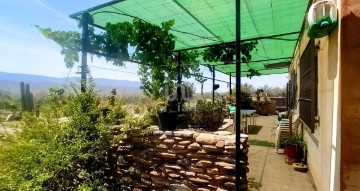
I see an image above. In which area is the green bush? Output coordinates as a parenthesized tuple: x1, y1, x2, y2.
(190, 99, 225, 131)
(0, 87, 124, 190)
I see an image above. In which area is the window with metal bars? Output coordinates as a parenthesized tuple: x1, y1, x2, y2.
(299, 40, 317, 133)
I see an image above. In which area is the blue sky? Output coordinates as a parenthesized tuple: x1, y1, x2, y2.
(0, 0, 288, 93)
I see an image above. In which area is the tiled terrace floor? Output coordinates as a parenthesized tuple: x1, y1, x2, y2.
(225, 115, 316, 191)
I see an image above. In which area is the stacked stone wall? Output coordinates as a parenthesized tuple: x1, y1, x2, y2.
(108, 129, 249, 191)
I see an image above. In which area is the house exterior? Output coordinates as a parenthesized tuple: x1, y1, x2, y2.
(288, 0, 360, 190)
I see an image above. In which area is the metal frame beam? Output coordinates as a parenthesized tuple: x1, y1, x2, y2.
(235, 0, 241, 190)
(80, 12, 90, 92)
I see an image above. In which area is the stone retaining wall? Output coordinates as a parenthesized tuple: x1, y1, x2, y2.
(108, 128, 249, 191)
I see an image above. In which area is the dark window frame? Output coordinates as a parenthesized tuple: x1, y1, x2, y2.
(299, 39, 318, 133)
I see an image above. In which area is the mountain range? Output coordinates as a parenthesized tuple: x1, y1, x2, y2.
(0, 71, 142, 95)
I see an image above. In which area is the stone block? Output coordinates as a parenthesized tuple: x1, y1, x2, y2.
(196, 133, 224, 145)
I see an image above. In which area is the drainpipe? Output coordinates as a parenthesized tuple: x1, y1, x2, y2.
(235, 0, 242, 190)
(81, 12, 90, 93)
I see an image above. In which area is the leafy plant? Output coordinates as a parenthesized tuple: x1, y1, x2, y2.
(281, 133, 307, 154)
(190, 99, 225, 131)
(0, 85, 127, 190)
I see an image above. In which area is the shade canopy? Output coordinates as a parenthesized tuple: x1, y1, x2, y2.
(70, 0, 309, 76)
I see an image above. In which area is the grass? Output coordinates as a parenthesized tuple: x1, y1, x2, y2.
(248, 177, 262, 191)
(248, 139, 275, 148)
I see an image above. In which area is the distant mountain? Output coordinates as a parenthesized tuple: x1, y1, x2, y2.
(0, 71, 142, 95)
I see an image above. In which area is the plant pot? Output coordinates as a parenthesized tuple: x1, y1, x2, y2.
(284, 144, 304, 161)
(157, 111, 178, 131)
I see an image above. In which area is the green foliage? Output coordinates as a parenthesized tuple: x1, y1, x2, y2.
(230, 89, 253, 109)
(190, 99, 225, 131)
(0, 86, 128, 190)
(281, 133, 307, 153)
(0, 91, 20, 111)
(202, 41, 258, 64)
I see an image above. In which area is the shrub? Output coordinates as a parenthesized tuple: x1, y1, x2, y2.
(190, 99, 225, 131)
(0, 86, 124, 190)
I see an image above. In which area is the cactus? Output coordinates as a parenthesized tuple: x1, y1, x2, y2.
(20, 82, 26, 111)
(20, 82, 35, 112)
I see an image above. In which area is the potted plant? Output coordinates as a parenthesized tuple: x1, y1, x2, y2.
(282, 134, 307, 164)
(155, 100, 178, 131)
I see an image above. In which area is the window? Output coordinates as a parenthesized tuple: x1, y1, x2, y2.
(299, 40, 318, 133)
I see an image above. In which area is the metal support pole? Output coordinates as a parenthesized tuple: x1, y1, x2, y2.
(212, 65, 215, 103)
(235, 0, 242, 190)
(81, 12, 90, 92)
(230, 73, 232, 95)
(177, 51, 182, 112)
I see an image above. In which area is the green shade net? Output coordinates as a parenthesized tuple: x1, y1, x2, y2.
(70, 0, 309, 76)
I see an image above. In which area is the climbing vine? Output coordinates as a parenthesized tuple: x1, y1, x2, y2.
(38, 18, 258, 99)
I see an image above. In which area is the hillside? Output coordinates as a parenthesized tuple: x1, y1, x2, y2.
(0, 71, 142, 95)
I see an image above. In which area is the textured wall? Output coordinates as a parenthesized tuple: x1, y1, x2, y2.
(107, 129, 249, 191)
(340, 0, 360, 190)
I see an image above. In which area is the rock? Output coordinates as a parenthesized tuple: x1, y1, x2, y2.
(165, 131, 175, 136)
(173, 144, 185, 150)
(216, 188, 228, 191)
(223, 182, 235, 189)
(159, 134, 167, 140)
(168, 173, 181, 179)
(188, 166, 205, 173)
(189, 177, 209, 184)
(184, 171, 196, 177)
(153, 130, 165, 135)
(168, 149, 188, 154)
(187, 153, 217, 159)
(160, 152, 177, 159)
(213, 131, 232, 136)
(197, 188, 211, 191)
(215, 141, 225, 148)
(197, 174, 212, 180)
(196, 133, 224, 145)
(214, 175, 227, 181)
(203, 145, 223, 152)
(177, 158, 190, 166)
(174, 137, 183, 141)
(224, 145, 236, 151)
(169, 184, 192, 191)
(196, 160, 213, 167)
(193, 132, 201, 138)
(179, 140, 192, 145)
(174, 130, 195, 137)
(207, 168, 219, 175)
(215, 162, 235, 169)
(188, 142, 202, 150)
(164, 164, 182, 170)
(164, 139, 176, 144)
(157, 144, 170, 149)
(150, 171, 164, 177)
(217, 156, 235, 164)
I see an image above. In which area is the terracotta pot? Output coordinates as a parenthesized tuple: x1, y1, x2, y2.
(284, 144, 304, 160)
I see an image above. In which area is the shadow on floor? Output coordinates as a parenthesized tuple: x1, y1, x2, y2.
(248, 139, 275, 148)
(247, 125, 263, 135)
